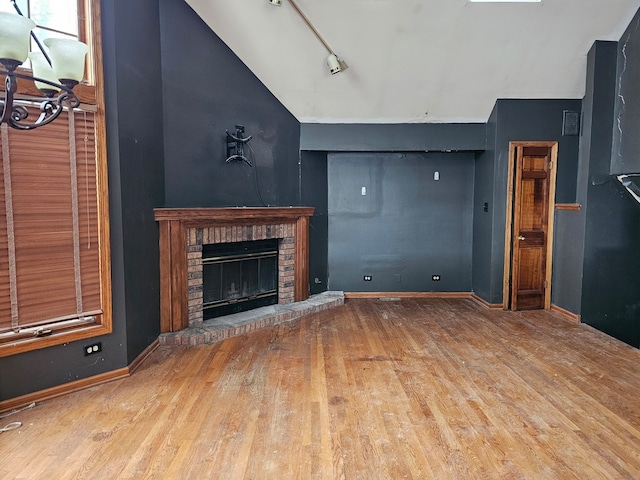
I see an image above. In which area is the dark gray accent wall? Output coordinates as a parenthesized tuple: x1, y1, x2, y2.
(494, 100, 582, 205)
(611, 10, 640, 175)
(109, 1, 166, 365)
(551, 209, 585, 314)
(582, 183, 640, 347)
(471, 107, 497, 303)
(553, 42, 617, 317)
(0, 0, 166, 401)
(327, 152, 474, 293)
(580, 38, 640, 347)
(301, 151, 329, 295)
(471, 99, 582, 307)
(302, 122, 486, 297)
(159, 0, 300, 208)
(301, 123, 486, 152)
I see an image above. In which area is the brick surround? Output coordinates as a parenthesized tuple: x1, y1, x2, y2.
(154, 207, 315, 333)
(186, 222, 297, 326)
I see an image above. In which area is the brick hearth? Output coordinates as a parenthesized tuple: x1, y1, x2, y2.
(159, 291, 344, 346)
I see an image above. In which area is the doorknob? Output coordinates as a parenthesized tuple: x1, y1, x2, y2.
(518, 235, 526, 240)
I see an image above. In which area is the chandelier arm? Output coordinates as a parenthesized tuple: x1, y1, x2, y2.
(0, 69, 81, 130)
(10, 70, 78, 95)
(9, 100, 62, 131)
(0, 74, 18, 126)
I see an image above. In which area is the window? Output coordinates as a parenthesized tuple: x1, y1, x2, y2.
(1, 0, 80, 40)
(0, 0, 110, 356)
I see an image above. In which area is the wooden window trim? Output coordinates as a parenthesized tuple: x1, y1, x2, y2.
(0, 72, 97, 105)
(0, 1, 111, 358)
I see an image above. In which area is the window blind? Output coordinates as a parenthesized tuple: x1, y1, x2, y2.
(0, 108, 102, 339)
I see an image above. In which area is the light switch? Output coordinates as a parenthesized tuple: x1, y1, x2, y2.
(434, 171, 440, 181)
(361, 186, 367, 195)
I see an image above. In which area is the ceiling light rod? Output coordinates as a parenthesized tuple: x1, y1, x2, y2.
(0, 9, 88, 130)
(288, 0, 332, 55)
(10, 0, 50, 65)
(274, 0, 348, 74)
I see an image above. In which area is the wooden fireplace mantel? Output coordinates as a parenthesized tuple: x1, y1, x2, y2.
(154, 207, 315, 226)
(154, 207, 315, 333)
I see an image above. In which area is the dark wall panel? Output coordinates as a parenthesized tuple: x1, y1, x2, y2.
(550, 211, 584, 314)
(611, 8, 640, 175)
(582, 182, 640, 346)
(581, 39, 640, 347)
(554, 42, 617, 317)
(328, 152, 474, 293)
(110, 0, 166, 364)
(472, 106, 497, 302)
(301, 151, 328, 294)
(159, 0, 300, 208)
(301, 123, 486, 152)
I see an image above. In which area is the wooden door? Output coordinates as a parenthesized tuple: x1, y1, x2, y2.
(509, 144, 556, 310)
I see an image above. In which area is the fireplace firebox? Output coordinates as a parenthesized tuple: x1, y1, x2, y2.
(202, 239, 278, 319)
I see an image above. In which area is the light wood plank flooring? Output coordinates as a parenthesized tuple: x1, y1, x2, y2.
(2, 298, 640, 479)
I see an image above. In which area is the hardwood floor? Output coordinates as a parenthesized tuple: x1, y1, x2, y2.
(2, 298, 640, 479)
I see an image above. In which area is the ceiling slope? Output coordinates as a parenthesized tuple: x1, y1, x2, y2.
(186, 0, 640, 123)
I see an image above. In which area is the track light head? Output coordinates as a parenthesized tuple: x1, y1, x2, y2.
(269, 0, 282, 6)
(327, 53, 345, 74)
(327, 53, 341, 74)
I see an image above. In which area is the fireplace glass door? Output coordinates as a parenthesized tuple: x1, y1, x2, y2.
(202, 239, 278, 319)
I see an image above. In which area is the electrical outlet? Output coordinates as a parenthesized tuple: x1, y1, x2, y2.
(432, 275, 441, 281)
(84, 342, 102, 356)
(363, 275, 372, 281)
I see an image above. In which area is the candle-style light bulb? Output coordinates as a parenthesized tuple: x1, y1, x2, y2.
(0, 12, 36, 70)
(44, 37, 88, 88)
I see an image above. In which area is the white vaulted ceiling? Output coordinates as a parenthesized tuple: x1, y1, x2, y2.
(185, 0, 640, 123)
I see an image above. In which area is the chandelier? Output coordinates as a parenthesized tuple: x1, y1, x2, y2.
(0, 8, 88, 131)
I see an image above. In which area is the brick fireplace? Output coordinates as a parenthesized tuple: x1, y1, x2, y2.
(154, 207, 314, 333)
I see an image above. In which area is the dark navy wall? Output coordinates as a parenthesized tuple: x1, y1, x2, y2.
(301, 122, 486, 297)
(580, 37, 640, 347)
(472, 99, 582, 306)
(582, 183, 640, 347)
(110, 1, 166, 365)
(327, 152, 474, 293)
(611, 10, 640, 175)
(472, 107, 497, 303)
(301, 151, 329, 294)
(553, 42, 617, 317)
(301, 123, 486, 152)
(0, 0, 165, 401)
(159, 0, 300, 208)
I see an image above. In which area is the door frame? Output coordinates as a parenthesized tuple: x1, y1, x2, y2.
(503, 141, 558, 310)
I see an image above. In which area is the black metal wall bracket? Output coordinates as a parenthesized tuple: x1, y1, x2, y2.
(225, 125, 253, 165)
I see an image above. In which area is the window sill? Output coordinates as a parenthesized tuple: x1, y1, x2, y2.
(0, 322, 112, 358)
